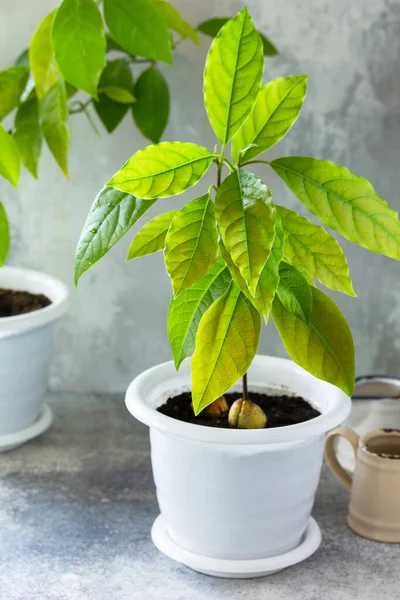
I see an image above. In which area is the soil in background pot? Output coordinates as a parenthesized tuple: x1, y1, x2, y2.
(158, 390, 321, 429)
(0, 288, 51, 317)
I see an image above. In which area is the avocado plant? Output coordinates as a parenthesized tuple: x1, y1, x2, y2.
(76, 7, 400, 423)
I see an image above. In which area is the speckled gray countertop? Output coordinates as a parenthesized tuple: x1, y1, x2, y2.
(0, 393, 399, 600)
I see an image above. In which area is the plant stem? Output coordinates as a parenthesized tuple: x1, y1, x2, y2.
(214, 154, 234, 171)
(69, 99, 92, 115)
(242, 373, 249, 401)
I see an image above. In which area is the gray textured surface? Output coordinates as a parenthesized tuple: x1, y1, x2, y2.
(1, 0, 400, 392)
(0, 392, 399, 600)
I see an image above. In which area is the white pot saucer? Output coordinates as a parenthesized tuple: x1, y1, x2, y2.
(151, 515, 321, 579)
(0, 404, 53, 452)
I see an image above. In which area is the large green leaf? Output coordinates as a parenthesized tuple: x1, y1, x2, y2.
(0, 202, 10, 265)
(277, 205, 355, 296)
(270, 157, 400, 260)
(203, 8, 263, 144)
(30, 10, 60, 99)
(99, 86, 135, 103)
(40, 78, 70, 177)
(198, 17, 277, 56)
(103, 0, 172, 65)
(127, 210, 177, 259)
(165, 194, 219, 296)
(0, 66, 29, 121)
(75, 186, 156, 283)
(132, 67, 169, 143)
(233, 76, 307, 164)
(219, 211, 285, 322)
(14, 97, 42, 179)
(52, 0, 106, 99)
(215, 169, 276, 296)
(107, 142, 214, 199)
(94, 59, 133, 131)
(168, 258, 231, 368)
(155, 0, 199, 44)
(276, 262, 312, 321)
(0, 125, 20, 188)
(272, 283, 355, 396)
(191, 282, 261, 414)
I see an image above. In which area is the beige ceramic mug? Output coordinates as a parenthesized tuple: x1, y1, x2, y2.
(325, 427, 400, 542)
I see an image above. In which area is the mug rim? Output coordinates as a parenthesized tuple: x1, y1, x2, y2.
(359, 428, 400, 460)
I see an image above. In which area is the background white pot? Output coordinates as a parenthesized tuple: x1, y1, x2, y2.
(0, 267, 68, 451)
(126, 355, 351, 577)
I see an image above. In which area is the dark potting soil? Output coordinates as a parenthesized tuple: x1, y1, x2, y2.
(157, 390, 321, 429)
(0, 288, 51, 317)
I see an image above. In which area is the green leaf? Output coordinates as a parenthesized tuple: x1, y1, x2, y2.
(105, 33, 125, 52)
(40, 78, 70, 177)
(165, 194, 219, 296)
(191, 282, 261, 414)
(94, 94, 128, 132)
(75, 186, 156, 283)
(168, 258, 231, 368)
(276, 262, 312, 321)
(259, 32, 279, 56)
(52, 0, 106, 99)
(0, 202, 10, 265)
(203, 8, 263, 144)
(15, 49, 30, 68)
(30, 10, 60, 99)
(99, 85, 135, 103)
(94, 59, 133, 131)
(215, 169, 276, 296)
(155, 0, 199, 44)
(14, 97, 42, 179)
(132, 67, 169, 143)
(232, 76, 307, 163)
(0, 125, 20, 187)
(219, 211, 285, 322)
(107, 142, 214, 199)
(277, 206, 356, 296)
(270, 156, 400, 260)
(0, 66, 29, 121)
(99, 59, 134, 90)
(103, 0, 172, 65)
(127, 210, 177, 259)
(272, 283, 355, 396)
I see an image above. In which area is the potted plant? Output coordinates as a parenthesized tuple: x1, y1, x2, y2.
(76, 8, 400, 576)
(1, 3, 276, 450)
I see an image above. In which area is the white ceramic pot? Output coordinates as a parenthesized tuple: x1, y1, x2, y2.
(126, 355, 351, 576)
(0, 266, 68, 451)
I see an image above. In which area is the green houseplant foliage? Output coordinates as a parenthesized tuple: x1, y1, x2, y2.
(76, 7, 399, 415)
(0, 1, 278, 266)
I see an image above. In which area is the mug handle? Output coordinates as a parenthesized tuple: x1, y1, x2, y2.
(324, 427, 360, 492)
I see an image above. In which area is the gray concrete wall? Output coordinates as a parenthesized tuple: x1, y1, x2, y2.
(1, 0, 400, 392)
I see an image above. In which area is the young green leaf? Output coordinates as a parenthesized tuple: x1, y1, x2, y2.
(215, 169, 276, 296)
(107, 142, 214, 199)
(277, 205, 356, 296)
(30, 10, 60, 99)
(272, 284, 355, 396)
(132, 67, 169, 144)
(154, 0, 199, 44)
(165, 194, 219, 296)
(98, 59, 134, 91)
(198, 18, 278, 56)
(127, 210, 177, 259)
(168, 258, 231, 368)
(276, 262, 312, 321)
(203, 7, 263, 144)
(219, 211, 285, 322)
(270, 157, 400, 260)
(94, 59, 133, 131)
(75, 187, 156, 284)
(0, 202, 10, 265)
(14, 97, 42, 179)
(103, 0, 172, 65)
(0, 66, 29, 121)
(191, 282, 261, 414)
(99, 86, 135, 104)
(40, 78, 70, 177)
(94, 94, 129, 132)
(233, 76, 307, 163)
(0, 125, 20, 188)
(52, 0, 106, 99)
